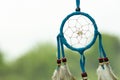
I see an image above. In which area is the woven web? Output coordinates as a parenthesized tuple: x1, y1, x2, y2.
(63, 15, 94, 48)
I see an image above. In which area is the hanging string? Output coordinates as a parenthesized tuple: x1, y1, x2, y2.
(76, 0, 80, 11)
(76, 0, 80, 8)
(57, 34, 61, 59)
(98, 32, 107, 58)
(80, 54, 86, 73)
(57, 34, 66, 59)
(60, 37, 65, 58)
(98, 33, 103, 58)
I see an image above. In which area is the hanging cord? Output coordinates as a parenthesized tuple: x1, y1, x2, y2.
(80, 53, 88, 80)
(57, 34, 66, 64)
(98, 32, 109, 69)
(57, 34, 61, 60)
(57, 34, 66, 59)
(60, 36, 65, 58)
(80, 54, 86, 73)
(98, 32, 107, 58)
(76, 0, 80, 8)
(60, 35, 67, 65)
(98, 33, 111, 64)
(98, 33, 103, 58)
(56, 34, 62, 67)
(76, 0, 80, 11)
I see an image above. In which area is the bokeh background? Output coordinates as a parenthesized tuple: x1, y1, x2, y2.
(0, 0, 120, 80)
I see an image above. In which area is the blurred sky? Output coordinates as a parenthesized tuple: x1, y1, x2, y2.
(0, 0, 120, 61)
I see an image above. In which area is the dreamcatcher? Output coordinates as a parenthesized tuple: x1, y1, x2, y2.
(52, 0, 118, 80)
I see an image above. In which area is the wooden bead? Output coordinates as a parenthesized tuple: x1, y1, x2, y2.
(62, 58, 67, 62)
(57, 59, 61, 64)
(81, 72, 88, 80)
(81, 72, 87, 77)
(104, 57, 109, 62)
(99, 58, 104, 63)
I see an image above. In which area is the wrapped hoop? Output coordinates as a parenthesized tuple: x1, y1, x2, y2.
(60, 11, 98, 54)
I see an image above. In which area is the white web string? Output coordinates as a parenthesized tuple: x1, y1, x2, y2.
(63, 15, 94, 48)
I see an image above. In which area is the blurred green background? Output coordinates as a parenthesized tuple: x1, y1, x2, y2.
(0, 33, 120, 80)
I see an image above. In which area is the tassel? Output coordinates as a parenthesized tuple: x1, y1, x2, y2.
(104, 64, 118, 80)
(97, 64, 114, 80)
(52, 58, 75, 80)
(60, 57, 75, 80)
(104, 58, 118, 80)
(60, 64, 76, 80)
(52, 67, 61, 80)
(97, 64, 105, 80)
(52, 59, 61, 80)
(97, 58, 104, 79)
(52, 65, 75, 80)
(97, 58, 108, 80)
(97, 58, 118, 80)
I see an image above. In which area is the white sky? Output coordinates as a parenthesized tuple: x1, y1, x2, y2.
(0, 0, 120, 61)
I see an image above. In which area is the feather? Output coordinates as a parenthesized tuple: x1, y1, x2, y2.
(52, 65, 75, 80)
(60, 64, 76, 80)
(104, 64, 118, 80)
(97, 64, 118, 80)
(52, 67, 61, 80)
(97, 65, 105, 80)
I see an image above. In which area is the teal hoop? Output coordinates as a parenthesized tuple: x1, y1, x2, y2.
(60, 11, 99, 54)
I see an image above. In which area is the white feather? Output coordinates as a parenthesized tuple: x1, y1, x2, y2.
(52, 67, 61, 80)
(97, 64, 118, 80)
(60, 65, 75, 80)
(52, 65, 75, 80)
(104, 64, 118, 80)
(97, 65, 106, 80)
